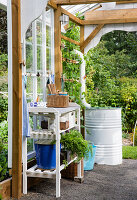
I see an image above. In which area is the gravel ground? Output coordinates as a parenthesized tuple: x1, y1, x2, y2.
(20, 159, 137, 200)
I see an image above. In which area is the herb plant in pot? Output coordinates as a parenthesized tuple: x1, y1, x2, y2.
(60, 129, 92, 163)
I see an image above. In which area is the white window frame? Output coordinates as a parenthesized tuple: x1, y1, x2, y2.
(25, 6, 54, 102)
(23, 7, 54, 160)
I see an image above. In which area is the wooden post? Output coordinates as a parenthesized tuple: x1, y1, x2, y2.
(80, 25, 85, 139)
(54, 5, 62, 91)
(12, 0, 22, 199)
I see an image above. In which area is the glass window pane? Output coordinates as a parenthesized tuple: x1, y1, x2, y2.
(37, 20, 42, 45)
(27, 139, 34, 153)
(46, 8, 51, 24)
(37, 46, 42, 71)
(26, 76, 33, 101)
(37, 77, 43, 100)
(26, 25, 32, 43)
(46, 25, 51, 47)
(46, 48, 51, 71)
(26, 44, 33, 72)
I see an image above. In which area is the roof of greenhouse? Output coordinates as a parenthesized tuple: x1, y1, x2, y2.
(0, 0, 98, 16)
(62, 4, 99, 16)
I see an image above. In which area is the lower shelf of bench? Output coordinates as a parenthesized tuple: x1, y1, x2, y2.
(26, 157, 77, 179)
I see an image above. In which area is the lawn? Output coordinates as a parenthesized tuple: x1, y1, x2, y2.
(122, 146, 137, 160)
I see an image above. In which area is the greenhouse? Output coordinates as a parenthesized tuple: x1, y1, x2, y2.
(0, 0, 137, 199)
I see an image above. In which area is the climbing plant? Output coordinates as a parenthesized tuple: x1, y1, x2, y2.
(62, 21, 82, 105)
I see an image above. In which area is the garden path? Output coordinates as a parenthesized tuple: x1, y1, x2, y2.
(20, 159, 137, 200)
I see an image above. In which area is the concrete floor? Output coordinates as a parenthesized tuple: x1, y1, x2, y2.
(20, 159, 137, 200)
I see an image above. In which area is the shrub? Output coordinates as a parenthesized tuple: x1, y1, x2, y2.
(0, 53, 8, 76)
(0, 96, 8, 123)
(0, 121, 9, 182)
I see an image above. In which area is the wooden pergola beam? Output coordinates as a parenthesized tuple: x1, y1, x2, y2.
(116, 0, 137, 3)
(54, 0, 136, 5)
(60, 7, 137, 27)
(84, 8, 137, 24)
(80, 24, 104, 51)
(48, 0, 57, 9)
(12, 0, 22, 199)
(61, 34, 80, 46)
(61, 7, 83, 25)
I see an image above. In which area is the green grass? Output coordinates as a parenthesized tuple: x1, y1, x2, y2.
(122, 146, 137, 160)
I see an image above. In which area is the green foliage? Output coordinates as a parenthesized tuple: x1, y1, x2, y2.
(0, 121, 9, 182)
(119, 78, 137, 132)
(0, 53, 8, 76)
(122, 146, 137, 160)
(122, 132, 129, 139)
(85, 41, 137, 133)
(134, 134, 137, 147)
(0, 9, 7, 54)
(133, 128, 137, 146)
(62, 21, 83, 105)
(101, 31, 137, 77)
(0, 97, 8, 123)
(0, 82, 8, 92)
(61, 130, 92, 162)
(62, 159, 68, 169)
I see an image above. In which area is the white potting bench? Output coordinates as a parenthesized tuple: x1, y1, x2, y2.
(23, 102, 82, 198)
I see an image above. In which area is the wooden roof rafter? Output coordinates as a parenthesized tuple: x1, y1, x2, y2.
(61, 34, 81, 45)
(53, 0, 137, 5)
(61, 7, 83, 25)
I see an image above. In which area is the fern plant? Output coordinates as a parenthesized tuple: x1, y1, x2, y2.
(61, 129, 92, 162)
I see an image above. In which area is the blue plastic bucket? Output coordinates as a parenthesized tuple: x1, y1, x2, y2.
(84, 144, 96, 170)
(35, 143, 58, 169)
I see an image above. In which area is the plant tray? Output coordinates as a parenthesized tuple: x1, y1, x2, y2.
(47, 94, 69, 108)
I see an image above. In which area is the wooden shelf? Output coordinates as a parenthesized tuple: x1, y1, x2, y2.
(26, 157, 78, 179)
(30, 124, 79, 139)
(60, 125, 79, 134)
(26, 165, 56, 179)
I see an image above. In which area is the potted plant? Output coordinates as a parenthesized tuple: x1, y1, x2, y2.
(60, 129, 92, 162)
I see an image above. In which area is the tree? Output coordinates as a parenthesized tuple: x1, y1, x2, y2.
(101, 30, 137, 77)
(0, 9, 7, 54)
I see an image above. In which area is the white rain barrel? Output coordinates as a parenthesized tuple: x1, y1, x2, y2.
(85, 108, 122, 165)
